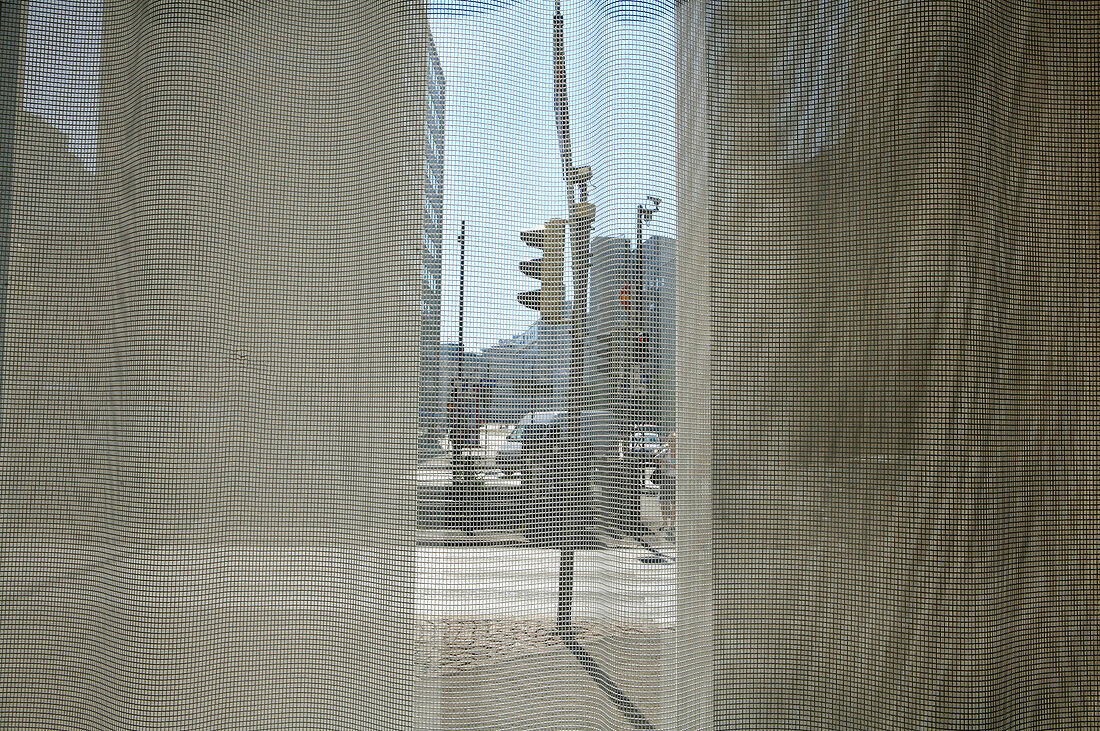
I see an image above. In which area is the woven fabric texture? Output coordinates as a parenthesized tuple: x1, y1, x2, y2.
(1, 0, 1096, 729)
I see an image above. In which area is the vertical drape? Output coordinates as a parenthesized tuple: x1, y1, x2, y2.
(680, 0, 1097, 727)
(3, 1, 428, 728)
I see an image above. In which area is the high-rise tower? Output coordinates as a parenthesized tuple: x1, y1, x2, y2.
(421, 37, 446, 456)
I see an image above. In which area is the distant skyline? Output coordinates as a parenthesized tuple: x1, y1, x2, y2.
(21, 0, 101, 168)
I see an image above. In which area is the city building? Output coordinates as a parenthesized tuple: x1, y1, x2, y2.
(587, 235, 632, 418)
(420, 38, 445, 454)
(642, 235, 676, 436)
(441, 311, 569, 425)
(482, 315, 568, 421)
(587, 234, 675, 434)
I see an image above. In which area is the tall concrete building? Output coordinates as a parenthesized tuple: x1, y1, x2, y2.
(439, 309, 569, 425)
(642, 235, 675, 436)
(480, 314, 568, 422)
(587, 236, 632, 417)
(420, 38, 445, 452)
(587, 234, 675, 434)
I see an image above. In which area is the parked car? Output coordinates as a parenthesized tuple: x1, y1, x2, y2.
(495, 411, 562, 475)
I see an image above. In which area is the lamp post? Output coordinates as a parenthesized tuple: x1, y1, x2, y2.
(634, 196, 660, 430)
(450, 220, 481, 533)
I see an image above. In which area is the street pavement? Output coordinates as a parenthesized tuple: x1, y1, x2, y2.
(415, 476, 677, 727)
(417, 422, 674, 627)
(415, 541, 677, 730)
(415, 425, 678, 729)
(416, 544, 675, 624)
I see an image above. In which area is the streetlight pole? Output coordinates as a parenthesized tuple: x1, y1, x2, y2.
(458, 220, 466, 374)
(550, 0, 595, 636)
(634, 197, 659, 430)
(451, 221, 473, 533)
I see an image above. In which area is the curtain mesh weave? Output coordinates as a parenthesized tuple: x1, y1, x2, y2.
(4, 1, 426, 727)
(2, 0, 1096, 729)
(691, 0, 1098, 727)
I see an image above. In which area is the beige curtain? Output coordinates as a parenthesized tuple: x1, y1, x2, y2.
(4, 1, 427, 727)
(678, 0, 1098, 727)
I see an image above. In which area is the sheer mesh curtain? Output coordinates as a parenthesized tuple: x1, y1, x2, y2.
(684, 0, 1097, 728)
(2, 0, 1097, 730)
(3, 1, 427, 727)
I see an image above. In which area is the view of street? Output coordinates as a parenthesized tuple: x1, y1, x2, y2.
(415, 419, 678, 729)
(415, 0, 677, 725)
(416, 545, 675, 621)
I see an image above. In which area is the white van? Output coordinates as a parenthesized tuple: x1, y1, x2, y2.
(495, 410, 618, 475)
(495, 411, 561, 475)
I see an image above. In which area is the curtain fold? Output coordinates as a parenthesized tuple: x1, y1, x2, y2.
(4, 1, 427, 727)
(685, 0, 1097, 727)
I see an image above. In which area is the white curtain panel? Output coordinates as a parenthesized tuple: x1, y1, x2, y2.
(2, 0, 1096, 729)
(4, 1, 426, 728)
